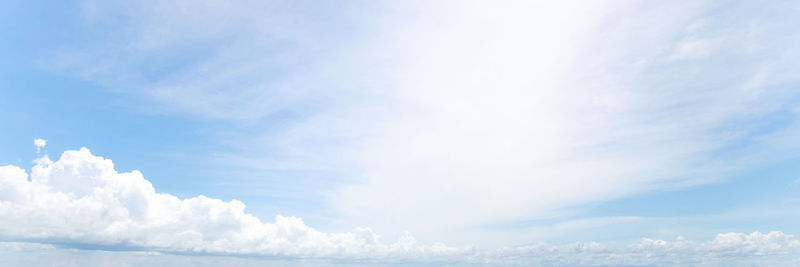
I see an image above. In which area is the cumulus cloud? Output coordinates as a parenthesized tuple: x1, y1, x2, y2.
(0, 148, 460, 260)
(1, 147, 799, 265)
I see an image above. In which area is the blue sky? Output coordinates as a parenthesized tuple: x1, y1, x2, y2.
(2, 0, 800, 266)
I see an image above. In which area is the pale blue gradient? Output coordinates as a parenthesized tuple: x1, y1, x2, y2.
(2, 0, 800, 265)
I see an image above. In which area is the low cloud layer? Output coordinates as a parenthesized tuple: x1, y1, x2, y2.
(0, 147, 459, 260)
(1, 146, 799, 265)
(480, 231, 800, 266)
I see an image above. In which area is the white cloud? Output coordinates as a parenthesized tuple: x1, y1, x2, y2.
(669, 36, 724, 61)
(48, 0, 800, 246)
(33, 138, 46, 154)
(478, 231, 800, 266)
(0, 148, 461, 260)
(322, 0, 800, 245)
(1, 147, 799, 265)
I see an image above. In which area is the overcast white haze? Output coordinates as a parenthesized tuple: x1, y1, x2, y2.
(2, 0, 800, 266)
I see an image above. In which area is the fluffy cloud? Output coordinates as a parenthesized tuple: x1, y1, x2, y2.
(0, 148, 460, 260)
(1, 147, 799, 265)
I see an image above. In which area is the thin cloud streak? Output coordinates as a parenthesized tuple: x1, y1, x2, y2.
(48, 0, 800, 247)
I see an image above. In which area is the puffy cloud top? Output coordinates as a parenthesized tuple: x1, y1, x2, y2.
(0, 148, 460, 260)
(1, 148, 799, 265)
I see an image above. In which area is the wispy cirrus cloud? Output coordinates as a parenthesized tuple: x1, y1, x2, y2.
(46, 0, 800, 247)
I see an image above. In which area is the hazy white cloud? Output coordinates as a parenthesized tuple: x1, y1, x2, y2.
(479, 231, 800, 266)
(323, 0, 800, 244)
(50, 0, 373, 121)
(49, 0, 800, 246)
(10, 231, 798, 266)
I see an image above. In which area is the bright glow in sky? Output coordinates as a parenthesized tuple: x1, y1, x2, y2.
(2, 0, 800, 266)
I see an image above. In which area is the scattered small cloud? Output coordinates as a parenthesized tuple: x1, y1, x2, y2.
(33, 138, 46, 154)
(479, 231, 800, 266)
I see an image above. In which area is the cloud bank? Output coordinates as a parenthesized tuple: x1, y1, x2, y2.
(478, 231, 800, 266)
(0, 147, 459, 260)
(1, 146, 799, 265)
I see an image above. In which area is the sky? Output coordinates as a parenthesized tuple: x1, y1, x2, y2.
(1, 0, 800, 266)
